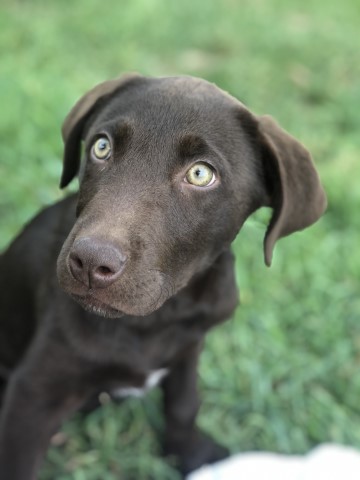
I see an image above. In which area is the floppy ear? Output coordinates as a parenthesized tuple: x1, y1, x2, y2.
(258, 115, 327, 267)
(60, 73, 141, 188)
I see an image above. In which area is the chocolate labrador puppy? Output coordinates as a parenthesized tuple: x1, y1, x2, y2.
(0, 74, 326, 479)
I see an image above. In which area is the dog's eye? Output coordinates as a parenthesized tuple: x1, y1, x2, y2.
(92, 137, 111, 160)
(185, 162, 215, 187)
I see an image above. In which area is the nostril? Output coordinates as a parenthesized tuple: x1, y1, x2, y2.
(69, 253, 84, 271)
(91, 257, 127, 288)
(68, 251, 90, 287)
(96, 265, 114, 277)
(73, 256, 83, 270)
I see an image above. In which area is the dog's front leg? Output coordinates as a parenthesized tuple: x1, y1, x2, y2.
(0, 343, 87, 480)
(161, 342, 229, 476)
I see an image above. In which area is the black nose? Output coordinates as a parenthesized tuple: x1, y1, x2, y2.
(68, 237, 127, 289)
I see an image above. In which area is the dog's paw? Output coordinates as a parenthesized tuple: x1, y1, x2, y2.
(163, 429, 229, 476)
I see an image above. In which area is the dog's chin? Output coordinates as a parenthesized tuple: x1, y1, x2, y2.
(70, 292, 167, 319)
(71, 294, 125, 318)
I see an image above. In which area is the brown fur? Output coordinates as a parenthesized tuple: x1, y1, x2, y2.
(0, 74, 326, 479)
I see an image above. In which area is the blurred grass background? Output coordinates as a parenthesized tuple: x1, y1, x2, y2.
(0, 0, 359, 478)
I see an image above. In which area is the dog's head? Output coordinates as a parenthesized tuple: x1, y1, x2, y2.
(57, 74, 326, 317)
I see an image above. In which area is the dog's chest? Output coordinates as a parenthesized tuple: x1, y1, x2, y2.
(112, 368, 169, 398)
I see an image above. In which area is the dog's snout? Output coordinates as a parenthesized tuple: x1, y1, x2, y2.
(68, 238, 127, 289)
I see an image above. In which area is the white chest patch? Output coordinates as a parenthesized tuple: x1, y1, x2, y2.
(112, 368, 169, 399)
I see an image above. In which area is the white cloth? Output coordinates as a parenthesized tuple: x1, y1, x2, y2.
(187, 444, 360, 480)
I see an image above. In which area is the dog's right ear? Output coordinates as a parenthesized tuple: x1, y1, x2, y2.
(60, 73, 141, 188)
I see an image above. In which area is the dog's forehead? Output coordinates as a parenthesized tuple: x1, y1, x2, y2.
(151, 76, 240, 103)
(134, 75, 241, 104)
(95, 75, 245, 129)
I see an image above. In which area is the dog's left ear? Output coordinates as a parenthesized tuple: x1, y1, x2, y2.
(257, 115, 327, 266)
(60, 73, 141, 188)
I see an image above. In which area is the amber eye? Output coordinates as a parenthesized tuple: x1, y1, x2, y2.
(185, 162, 215, 187)
(92, 137, 111, 160)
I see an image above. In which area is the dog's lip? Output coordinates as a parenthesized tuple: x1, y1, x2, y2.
(71, 293, 125, 318)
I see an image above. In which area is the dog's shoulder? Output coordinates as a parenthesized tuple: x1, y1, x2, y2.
(1, 194, 77, 284)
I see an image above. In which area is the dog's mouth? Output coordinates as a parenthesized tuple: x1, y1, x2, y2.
(71, 293, 125, 319)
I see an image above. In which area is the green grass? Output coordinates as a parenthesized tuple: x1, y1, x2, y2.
(1, 0, 360, 478)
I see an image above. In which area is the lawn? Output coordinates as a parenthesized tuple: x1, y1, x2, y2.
(0, 0, 359, 478)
